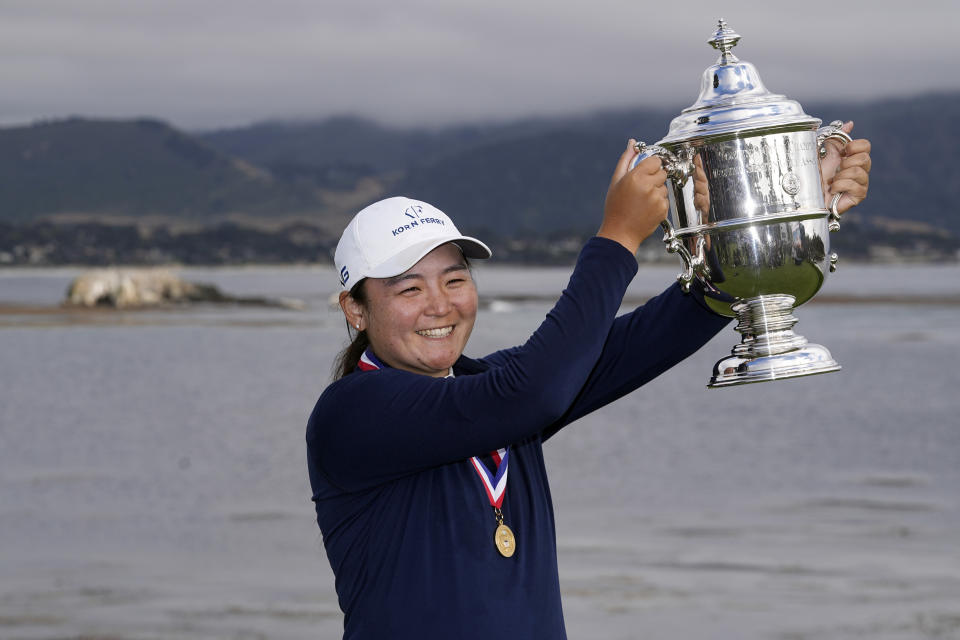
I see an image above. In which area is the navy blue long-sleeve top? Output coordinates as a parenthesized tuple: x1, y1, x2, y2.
(306, 237, 729, 639)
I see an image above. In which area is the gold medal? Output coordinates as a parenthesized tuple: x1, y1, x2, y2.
(493, 507, 516, 557)
(472, 453, 516, 558)
(495, 523, 516, 557)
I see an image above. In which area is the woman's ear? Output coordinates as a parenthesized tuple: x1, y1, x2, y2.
(339, 290, 363, 331)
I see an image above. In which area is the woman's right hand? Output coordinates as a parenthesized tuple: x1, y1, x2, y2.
(598, 139, 669, 255)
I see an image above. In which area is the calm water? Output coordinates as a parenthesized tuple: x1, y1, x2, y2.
(2, 264, 959, 640)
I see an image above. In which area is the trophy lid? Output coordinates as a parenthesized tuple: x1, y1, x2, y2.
(659, 19, 820, 144)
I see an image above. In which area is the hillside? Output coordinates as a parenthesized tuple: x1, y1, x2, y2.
(200, 93, 960, 238)
(0, 118, 323, 223)
(0, 93, 957, 265)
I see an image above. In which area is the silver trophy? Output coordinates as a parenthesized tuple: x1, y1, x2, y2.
(634, 19, 853, 388)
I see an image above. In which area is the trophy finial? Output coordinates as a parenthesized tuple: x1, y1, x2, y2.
(708, 18, 741, 64)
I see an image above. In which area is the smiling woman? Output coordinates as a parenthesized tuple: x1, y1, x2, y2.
(330, 197, 490, 379)
(304, 150, 716, 640)
(305, 135, 871, 640)
(342, 244, 478, 377)
(304, 154, 718, 640)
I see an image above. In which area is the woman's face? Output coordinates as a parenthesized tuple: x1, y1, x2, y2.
(354, 243, 478, 378)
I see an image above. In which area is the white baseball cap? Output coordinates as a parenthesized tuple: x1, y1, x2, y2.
(334, 196, 492, 291)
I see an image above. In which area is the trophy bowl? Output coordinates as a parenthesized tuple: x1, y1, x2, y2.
(633, 19, 853, 388)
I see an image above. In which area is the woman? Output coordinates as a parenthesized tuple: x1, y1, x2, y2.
(307, 132, 871, 639)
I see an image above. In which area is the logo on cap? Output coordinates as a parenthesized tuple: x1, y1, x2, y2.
(339, 265, 350, 287)
(392, 205, 446, 237)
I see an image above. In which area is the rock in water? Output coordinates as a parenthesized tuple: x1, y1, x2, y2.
(64, 268, 302, 309)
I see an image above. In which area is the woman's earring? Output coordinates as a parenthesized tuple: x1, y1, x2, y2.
(355, 323, 360, 330)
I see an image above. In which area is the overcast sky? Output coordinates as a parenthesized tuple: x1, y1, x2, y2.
(1, 0, 956, 131)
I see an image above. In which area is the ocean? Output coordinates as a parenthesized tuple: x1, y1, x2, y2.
(1, 262, 959, 640)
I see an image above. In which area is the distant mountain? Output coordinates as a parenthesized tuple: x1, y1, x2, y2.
(200, 115, 467, 175)
(200, 93, 960, 238)
(197, 113, 641, 176)
(0, 117, 322, 223)
(0, 93, 957, 265)
(394, 94, 960, 238)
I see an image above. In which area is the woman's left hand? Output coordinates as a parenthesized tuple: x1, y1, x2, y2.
(820, 120, 872, 215)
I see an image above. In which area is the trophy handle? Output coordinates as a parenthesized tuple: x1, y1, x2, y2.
(632, 141, 699, 292)
(631, 141, 691, 186)
(659, 220, 704, 293)
(816, 120, 852, 232)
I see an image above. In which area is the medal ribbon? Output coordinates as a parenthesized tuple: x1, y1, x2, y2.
(357, 349, 387, 371)
(356, 347, 511, 508)
(469, 447, 509, 508)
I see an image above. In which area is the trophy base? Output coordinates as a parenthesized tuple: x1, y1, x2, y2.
(709, 343, 840, 388)
(707, 294, 841, 389)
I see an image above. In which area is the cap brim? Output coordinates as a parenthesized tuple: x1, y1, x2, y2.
(365, 236, 492, 279)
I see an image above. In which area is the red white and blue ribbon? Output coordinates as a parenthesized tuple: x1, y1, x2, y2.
(469, 447, 509, 508)
(357, 348, 387, 372)
(356, 347, 511, 507)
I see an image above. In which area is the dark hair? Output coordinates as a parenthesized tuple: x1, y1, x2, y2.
(332, 279, 370, 380)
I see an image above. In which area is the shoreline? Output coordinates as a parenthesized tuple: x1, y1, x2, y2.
(2, 292, 959, 318)
(1, 256, 958, 272)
